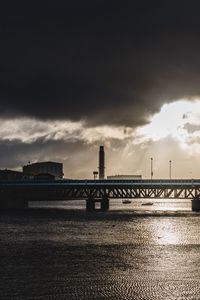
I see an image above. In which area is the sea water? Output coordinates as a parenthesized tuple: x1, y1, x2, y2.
(0, 199, 200, 300)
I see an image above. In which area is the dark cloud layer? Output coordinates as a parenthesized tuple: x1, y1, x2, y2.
(1, 1, 200, 126)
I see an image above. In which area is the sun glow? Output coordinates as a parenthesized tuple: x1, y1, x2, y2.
(137, 99, 200, 152)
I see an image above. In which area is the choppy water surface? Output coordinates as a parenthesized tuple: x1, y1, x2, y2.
(1, 200, 200, 299)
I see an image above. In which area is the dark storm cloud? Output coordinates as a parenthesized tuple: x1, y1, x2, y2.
(1, 1, 200, 126)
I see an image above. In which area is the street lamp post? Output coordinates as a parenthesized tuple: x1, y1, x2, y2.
(93, 171, 98, 180)
(169, 160, 172, 179)
(151, 157, 153, 180)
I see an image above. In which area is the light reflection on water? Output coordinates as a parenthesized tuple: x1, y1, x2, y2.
(29, 198, 192, 212)
(1, 199, 200, 300)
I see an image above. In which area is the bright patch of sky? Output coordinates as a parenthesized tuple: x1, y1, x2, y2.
(136, 99, 200, 153)
(1, 100, 200, 178)
(1, 99, 200, 155)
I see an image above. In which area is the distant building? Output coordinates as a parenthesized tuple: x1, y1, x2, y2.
(107, 175, 142, 180)
(33, 173, 55, 180)
(23, 161, 64, 179)
(0, 169, 23, 180)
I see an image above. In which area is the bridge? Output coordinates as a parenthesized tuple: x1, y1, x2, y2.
(1, 179, 200, 211)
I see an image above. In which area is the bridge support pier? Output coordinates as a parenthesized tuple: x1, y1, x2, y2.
(191, 197, 200, 211)
(86, 199, 95, 212)
(100, 198, 109, 211)
(0, 194, 28, 209)
(86, 198, 109, 212)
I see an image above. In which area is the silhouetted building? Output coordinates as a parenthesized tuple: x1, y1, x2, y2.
(34, 173, 55, 180)
(0, 169, 23, 180)
(99, 146, 105, 179)
(107, 175, 142, 180)
(23, 161, 63, 179)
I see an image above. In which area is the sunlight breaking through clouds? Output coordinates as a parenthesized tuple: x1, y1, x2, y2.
(136, 99, 200, 153)
(1, 99, 200, 154)
(1, 101, 200, 178)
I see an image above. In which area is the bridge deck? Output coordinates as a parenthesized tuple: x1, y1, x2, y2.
(0, 179, 199, 187)
(0, 179, 200, 201)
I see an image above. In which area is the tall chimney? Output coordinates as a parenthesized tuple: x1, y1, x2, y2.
(99, 146, 105, 179)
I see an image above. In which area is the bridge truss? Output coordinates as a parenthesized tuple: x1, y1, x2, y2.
(1, 179, 200, 200)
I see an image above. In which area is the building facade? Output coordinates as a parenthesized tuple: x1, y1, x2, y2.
(23, 161, 64, 179)
(107, 175, 142, 180)
(0, 169, 23, 180)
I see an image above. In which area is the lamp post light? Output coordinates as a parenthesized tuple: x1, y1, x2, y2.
(169, 160, 172, 179)
(93, 171, 98, 180)
(151, 157, 153, 180)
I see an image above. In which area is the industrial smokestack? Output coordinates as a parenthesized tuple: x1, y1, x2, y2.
(99, 146, 105, 179)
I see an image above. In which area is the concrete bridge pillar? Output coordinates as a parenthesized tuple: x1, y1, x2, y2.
(86, 198, 109, 212)
(0, 192, 28, 209)
(191, 197, 200, 211)
(100, 198, 109, 211)
(86, 199, 95, 212)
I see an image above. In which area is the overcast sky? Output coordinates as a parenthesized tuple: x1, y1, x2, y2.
(1, 1, 200, 178)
